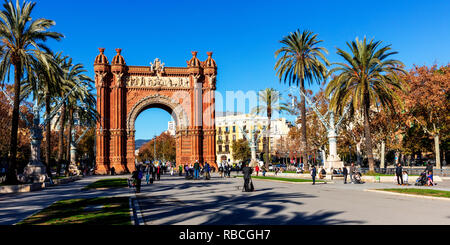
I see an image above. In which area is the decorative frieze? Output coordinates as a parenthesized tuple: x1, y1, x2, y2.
(125, 75, 190, 88)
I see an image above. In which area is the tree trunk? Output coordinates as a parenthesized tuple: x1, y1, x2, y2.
(264, 115, 271, 170)
(434, 134, 441, 169)
(363, 102, 375, 172)
(380, 140, 386, 169)
(5, 64, 21, 184)
(57, 102, 66, 176)
(45, 92, 53, 178)
(299, 79, 308, 169)
(65, 108, 73, 175)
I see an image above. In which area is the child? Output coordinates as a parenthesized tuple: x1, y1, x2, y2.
(427, 171, 435, 186)
(402, 171, 408, 185)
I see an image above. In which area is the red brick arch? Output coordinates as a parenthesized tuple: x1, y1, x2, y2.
(94, 49, 217, 174)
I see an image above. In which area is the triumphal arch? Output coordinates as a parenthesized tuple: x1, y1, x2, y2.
(94, 48, 217, 174)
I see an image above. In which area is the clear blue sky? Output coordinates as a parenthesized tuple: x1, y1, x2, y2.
(32, 0, 450, 139)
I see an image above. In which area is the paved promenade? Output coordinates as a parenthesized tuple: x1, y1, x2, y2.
(135, 174, 450, 225)
(1, 173, 449, 225)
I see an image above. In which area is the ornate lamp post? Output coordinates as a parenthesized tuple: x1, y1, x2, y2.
(288, 86, 351, 173)
(238, 119, 268, 167)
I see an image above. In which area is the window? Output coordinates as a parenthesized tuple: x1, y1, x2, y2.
(219, 145, 223, 152)
(232, 126, 236, 132)
(225, 145, 229, 152)
(225, 127, 229, 132)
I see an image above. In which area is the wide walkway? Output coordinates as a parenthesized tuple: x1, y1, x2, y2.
(1, 173, 449, 225)
(135, 174, 450, 225)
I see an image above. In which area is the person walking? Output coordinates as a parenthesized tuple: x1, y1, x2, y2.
(132, 168, 143, 193)
(151, 163, 156, 181)
(311, 165, 317, 185)
(350, 162, 356, 184)
(193, 160, 200, 180)
(255, 165, 260, 176)
(219, 162, 224, 178)
(145, 165, 151, 184)
(343, 165, 348, 184)
(242, 162, 254, 192)
(395, 163, 403, 185)
(204, 162, 211, 180)
(178, 164, 183, 176)
(156, 164, 161, 181)
(425, 162, 433, 181)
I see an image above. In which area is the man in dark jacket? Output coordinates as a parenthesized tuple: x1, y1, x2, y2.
(396, 163, 403, 185)
(425, 162, 433, 175)
(343, 165, 348, 184)
(349, 163, 356, 184)
(193, 160, 200, 180)
(242, 163, 253, 192)
(204, 162, 211, 180)
(311, 165, 317, 185)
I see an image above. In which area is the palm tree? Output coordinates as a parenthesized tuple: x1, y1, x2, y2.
(251, 88, 289, 169)
(0, 0, 63, 183)
(274, 29, 329, 169)
(325, 37, 406, 172)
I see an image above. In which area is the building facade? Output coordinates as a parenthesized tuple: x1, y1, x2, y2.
(215, 113, 291, 163)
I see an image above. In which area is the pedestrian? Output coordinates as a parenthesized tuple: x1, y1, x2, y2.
(350, 162, 356, 184)
(156, 164, 161, 181)
(343, 165, 348, 184)
(242, 162, 254, 192)
(204, 162, 211, 180)
(219, 162, 224, 178)
(132, 168, 143, 193)
(425, 162, 433, 177)
(402, 170, 409, 185)
(178, 164, 183, 176)
(151, 163, 156, 181)
(193, 160, 200, 180)
(145, 165, 151, 184)
(311, 165, 317, 185)
(110, 166, 115, 176)
(255, 165, 260, 176)
(395, 163, 403, 185)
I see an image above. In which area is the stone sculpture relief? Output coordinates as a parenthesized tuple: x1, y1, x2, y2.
(126, 76, 190, 88)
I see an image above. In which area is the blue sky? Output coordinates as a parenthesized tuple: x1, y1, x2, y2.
(31, 0, 450, 139)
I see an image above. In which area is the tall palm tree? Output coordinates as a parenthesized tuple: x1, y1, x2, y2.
(325, 37, 406, 172)
(275, 29, 329, 168)
(0, 0, 63, 184)
(251, 88, 289, 169)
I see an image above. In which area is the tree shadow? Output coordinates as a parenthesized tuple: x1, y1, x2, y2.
(137, 190, 365, 225)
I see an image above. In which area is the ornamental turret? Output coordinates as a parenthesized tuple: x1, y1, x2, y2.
(187, 51, 202, 74)
(94, 48, 109, 73)
(203, 51, 217, 76)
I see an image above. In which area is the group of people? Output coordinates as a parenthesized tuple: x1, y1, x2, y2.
(183, 160, 212, 180)
(217, 162, 233, 178)
(129, 163, 164, 193)
(397, 162, 436, 186)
